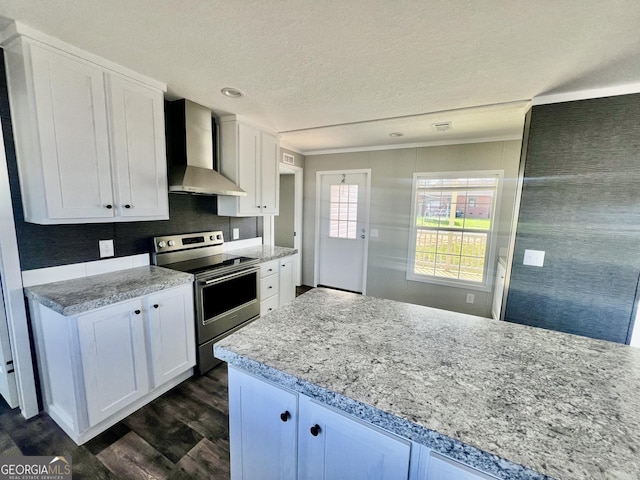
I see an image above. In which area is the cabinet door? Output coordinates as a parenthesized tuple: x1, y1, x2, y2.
(237, 122, 261, 216)
(427, 453, 497, 479)
(77, 299, 149, 426)
(146, 286, 195, 388)
(107, 74, 169, 220)
(29, 43, 114, 220)
(260, 130, 279, 215)
(279, 256, 296, 307)
(298, 396, 410, 480)
(228, 367, 297, 480)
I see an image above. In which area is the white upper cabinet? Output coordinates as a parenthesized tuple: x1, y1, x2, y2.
(107, 74, 168, 219)
(217, 115, 280, 216)
(1, 23, 168, 224)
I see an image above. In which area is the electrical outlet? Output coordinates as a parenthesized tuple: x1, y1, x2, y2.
(99, 239, 114, 258)
(232, 228, 240, 240)
(466, 293, 475, 304)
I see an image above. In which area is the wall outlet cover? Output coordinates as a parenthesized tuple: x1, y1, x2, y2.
(466, 293, 475, 304)
(523, 249, 545, 267)
(99, 239, 114, 258)
(232, 228, 240, 240)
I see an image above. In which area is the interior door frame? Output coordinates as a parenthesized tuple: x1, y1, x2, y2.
(277, 164, 303, 285)
(314, 169, 371, 294)
(0, 116, 38, 417)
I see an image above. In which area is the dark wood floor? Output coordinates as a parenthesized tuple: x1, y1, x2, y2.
(0, 364, 231, 480)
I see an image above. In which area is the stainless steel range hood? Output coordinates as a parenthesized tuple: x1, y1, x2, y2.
(166, 99, 246, 196)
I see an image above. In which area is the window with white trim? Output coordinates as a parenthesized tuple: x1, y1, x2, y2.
(407, 172, 500, 289)
(329, 184, 359, 239)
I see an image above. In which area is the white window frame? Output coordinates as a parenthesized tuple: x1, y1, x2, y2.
(406, 170, 503, 292)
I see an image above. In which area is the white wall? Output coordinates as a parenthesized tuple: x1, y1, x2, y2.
(303, 140, 522, 317)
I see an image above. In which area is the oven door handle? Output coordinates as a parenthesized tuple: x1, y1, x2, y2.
(198, 267, 259, 286)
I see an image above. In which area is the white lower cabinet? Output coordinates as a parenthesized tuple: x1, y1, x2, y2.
(228, 367, 499, 480)
(78, 298, 150, 426)
(228, 367, 298, 480)
(260, 256, 296, 316)
(229, 367, 409, 480)
(29, 284, 195, 444)
(298, 395, 411, 480)
(279, 255, 296, 307)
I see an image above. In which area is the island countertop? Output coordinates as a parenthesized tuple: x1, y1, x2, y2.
(215, 287, 640, 480)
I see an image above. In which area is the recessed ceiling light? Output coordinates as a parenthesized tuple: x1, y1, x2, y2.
(389, 132, 404, 137)
(221, 87, 245, 98)
(432, 122, 452, 132)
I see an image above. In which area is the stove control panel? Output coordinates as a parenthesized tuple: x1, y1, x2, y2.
(152, 230, 225, 253)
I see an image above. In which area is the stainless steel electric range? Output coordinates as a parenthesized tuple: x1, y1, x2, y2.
(152, 231, 260, 373)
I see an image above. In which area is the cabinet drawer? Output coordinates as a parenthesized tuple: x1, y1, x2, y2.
(261, 295, 280, 316)
(261, 260, 279, 278)
(261, 274, 279, 300)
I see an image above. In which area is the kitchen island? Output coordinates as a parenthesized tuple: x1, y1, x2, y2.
(215, 287, 640, 480)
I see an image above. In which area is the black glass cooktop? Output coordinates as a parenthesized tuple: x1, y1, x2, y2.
(163, 253, 258, 275)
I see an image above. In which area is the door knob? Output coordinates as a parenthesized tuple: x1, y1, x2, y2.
(361, 234, 366, 239)
(280, 411, 290, 422)
(310, 424, 321, 436)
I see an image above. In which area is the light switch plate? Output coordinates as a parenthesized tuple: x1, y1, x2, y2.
(523, 249, 545, 267)
(232, 228, 240, 240)
(466, 293, 475, 304)
(370, 228, 379, 238)
(99, 239, 114, 258)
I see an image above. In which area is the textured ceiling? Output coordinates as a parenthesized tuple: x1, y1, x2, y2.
(1, 1, 639, 153)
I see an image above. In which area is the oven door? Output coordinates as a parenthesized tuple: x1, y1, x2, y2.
(195, 266, 260, 343)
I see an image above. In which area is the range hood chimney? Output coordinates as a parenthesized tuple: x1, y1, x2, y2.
(166, 99, 246, 196)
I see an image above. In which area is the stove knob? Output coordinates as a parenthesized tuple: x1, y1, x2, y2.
(217, 234, 222, 240)
(168, 240, 176, 246)
(209, 235, 215, 241)
(157, 241, 167, 248)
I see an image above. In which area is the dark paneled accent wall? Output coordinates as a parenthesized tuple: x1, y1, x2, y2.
(504, 94, 640, 344)
(0, 49, 262, 271)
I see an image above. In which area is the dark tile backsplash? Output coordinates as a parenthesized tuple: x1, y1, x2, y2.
(0, 49, 262, 271)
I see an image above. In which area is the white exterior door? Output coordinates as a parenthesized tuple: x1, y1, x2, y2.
(316, 170, 370, 293)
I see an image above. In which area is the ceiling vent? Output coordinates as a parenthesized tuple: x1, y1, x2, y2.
(432, 121, 452, 132)
(283, 153, 295, 165)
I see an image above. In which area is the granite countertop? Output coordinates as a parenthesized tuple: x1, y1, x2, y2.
(226, 245, 297, 263)
(25, 266, 193, 316)
(215, 287, 640, 480)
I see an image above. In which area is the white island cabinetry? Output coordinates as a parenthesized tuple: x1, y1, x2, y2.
(229, 367, 412, 480)
(228, 367, 494, 480)
(1, 23, 168, 224)
(29, 283, 195, 444)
